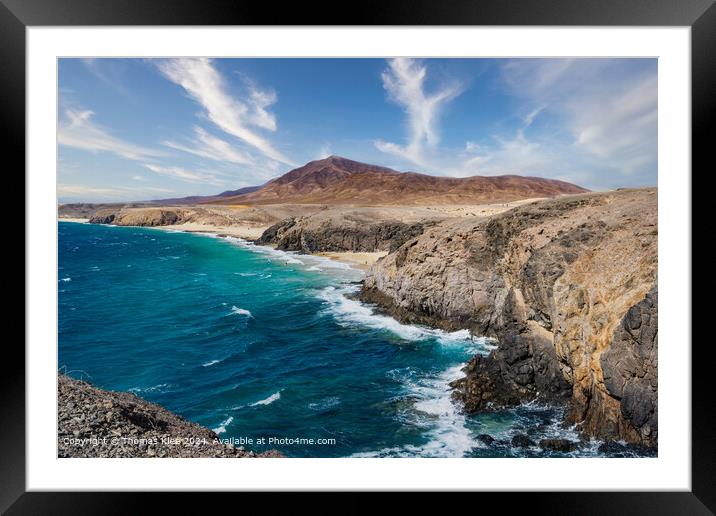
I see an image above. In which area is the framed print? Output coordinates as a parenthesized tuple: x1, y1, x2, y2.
(6, 0, 712, 512)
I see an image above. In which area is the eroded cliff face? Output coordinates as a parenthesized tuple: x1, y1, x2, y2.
(88, 206, 239, 227)
(257, 216, 438, 253)
(361, 189, 658, 446)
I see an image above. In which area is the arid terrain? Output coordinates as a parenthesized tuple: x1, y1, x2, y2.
(58, 157, 657, 448)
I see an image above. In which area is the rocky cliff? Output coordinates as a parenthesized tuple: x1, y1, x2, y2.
(360, 188, 658, 446)
(257, 215, 437, 253)
(58, 375, 282, 458)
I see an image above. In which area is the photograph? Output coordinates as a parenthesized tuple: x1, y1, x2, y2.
(56, 56, 659, 459)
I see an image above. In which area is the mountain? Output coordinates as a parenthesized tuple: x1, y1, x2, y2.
(151, 184, 263, 205)
(211, 156, 589, 206)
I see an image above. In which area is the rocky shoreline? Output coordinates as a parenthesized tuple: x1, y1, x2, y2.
(360, 188, 658, 447)
(58, 375, 282, 458)
(59, 188, 658, 450)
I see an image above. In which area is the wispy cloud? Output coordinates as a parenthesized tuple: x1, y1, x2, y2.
(80, 58, 131, 97)
(164, 126, 254, 165)
(156, 58, 294, 166)
(316, 143, 333, 160)
(498, 59, 657, 179)
(58, 108, 165, 161)
(58, 183, 174, 202)
(143, 163, 229, 187)
(452, 59, 657, 188)
(375, 58, 462, 167)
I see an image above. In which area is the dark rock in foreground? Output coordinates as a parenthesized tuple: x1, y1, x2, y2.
(57, 375, 282, 458)
(539, 438, 579, 452)
(511, 434, 535, 448)
(476, 434, 496, 445)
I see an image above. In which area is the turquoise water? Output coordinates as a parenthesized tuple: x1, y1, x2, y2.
(58, 222, 650, 457)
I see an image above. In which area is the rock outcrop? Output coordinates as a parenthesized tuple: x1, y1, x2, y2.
(257, 216, 436, 253)
(87, 206, 250, 228)
(58, 375, 282, 458)
(361, 188, 658, 446)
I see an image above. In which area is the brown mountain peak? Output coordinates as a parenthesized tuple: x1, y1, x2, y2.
(213, 157, 589, 206)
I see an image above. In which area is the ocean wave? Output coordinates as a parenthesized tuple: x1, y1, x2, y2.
(59, 277, 72, 282)
(128, 383, 174, 395)
(212, 416, 234, 435)
(353, 363, 479, 458)
(308, 396, 341, 412)
(250, 391, 281, 406)
(229, 306, 253, 317)
(318, 285, 494, 353)
(223, 237, 304, 264)
(221, 236, 363, 277)
(202, 359, 222, 367)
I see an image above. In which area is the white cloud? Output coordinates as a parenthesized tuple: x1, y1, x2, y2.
(80, 58, 131, 97)
(143, 163, 229, 187)
(499, 59, 657, 179)
(58, 184, 127, 197)
(246, 82, 278, 131)
(315, 143, 333, 160)
(375, 58, 462, 167)
(451, 59, 657, 189)
(58, 108, 165, 161)
(58, 183, 174, 202)
(157, 58, 294, 166)
(164, 126, 254, 165)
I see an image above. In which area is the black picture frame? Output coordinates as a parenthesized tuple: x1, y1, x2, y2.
(5, 0, 711, 512)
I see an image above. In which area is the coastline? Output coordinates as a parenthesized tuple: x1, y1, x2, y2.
(56, 192, 657, 457)
(58, 217, 384, 271)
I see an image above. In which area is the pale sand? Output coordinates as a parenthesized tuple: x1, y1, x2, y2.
(316, 251, 388, 271)
(423, 197, 546, 218)
(158, 222, 269, 240)
(59, 217, 89, 223)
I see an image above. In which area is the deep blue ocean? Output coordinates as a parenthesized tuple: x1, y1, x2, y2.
(58, 221, 651, 458)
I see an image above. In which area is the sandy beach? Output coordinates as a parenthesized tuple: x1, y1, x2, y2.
(316, 251, 388, 271)
(59, 217, 384, 271)
(159, 222, 269, 240)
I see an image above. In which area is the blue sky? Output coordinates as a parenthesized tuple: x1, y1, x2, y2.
(58, 58, 657, 203)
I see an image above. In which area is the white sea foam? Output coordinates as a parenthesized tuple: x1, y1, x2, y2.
(202, 359, 221, 367)
(59, 277, 71, 282)
(352, 364, 479, 458)
(221, 236, 363, 278)
(308, 396, 341, 411)
(318, 285, 495, 353)
(212, 416, 234, 435)
(250, 391, 281, 406)
(128, 383, 173, 395)
(229, 306, 253, 317)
